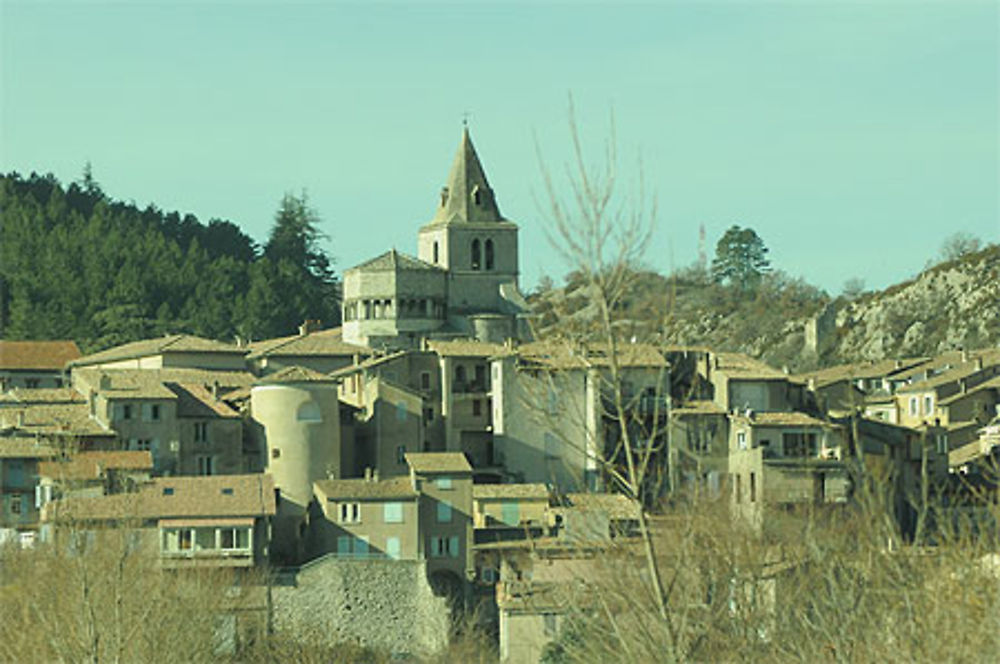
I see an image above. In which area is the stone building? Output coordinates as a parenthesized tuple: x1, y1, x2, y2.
(342, 128, 530, 350)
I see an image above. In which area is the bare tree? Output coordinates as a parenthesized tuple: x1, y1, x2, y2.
(534, 99, 670, 620)
(939, 231, 982, 263)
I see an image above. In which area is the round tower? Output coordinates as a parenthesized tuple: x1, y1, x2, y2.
(250, 366, 340, 564)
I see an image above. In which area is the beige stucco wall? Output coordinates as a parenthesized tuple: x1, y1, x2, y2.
(176, 417, 243, 476)
(414, 469, 473, 582)
(251, 382, 340, 562)
(492, 358, 598, 491)
(312, 494, 420, 560)
(500, 609, 562, 663)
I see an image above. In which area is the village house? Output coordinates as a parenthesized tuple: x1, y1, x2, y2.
(37, 450, 153, 504)
(0, 339, 80, 390)
(41, 473, 275, 570)
(246, 321, 371, 376)
(67, 333, 248, 372)
(491, 341, 669, 494)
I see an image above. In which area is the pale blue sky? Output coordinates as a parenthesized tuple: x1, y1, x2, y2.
(2, 1, 997, 295)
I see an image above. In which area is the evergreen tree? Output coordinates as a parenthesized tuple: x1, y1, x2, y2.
(710, 225, 771, 292)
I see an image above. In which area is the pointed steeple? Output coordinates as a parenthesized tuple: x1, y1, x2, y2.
(432, 128, 504, 224)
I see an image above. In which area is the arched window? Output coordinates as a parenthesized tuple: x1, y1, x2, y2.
(433, 241, 439, 264)
(471, 239, 481, 271)
(485, 239, 494, 271)
(473, 186, 482, 206)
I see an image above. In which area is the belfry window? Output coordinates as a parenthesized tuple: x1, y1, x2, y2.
(433, 241, 439, 264)
(485, 239, 494, 270)
(471, 239, 481, 270)
(472, 185, 482, 206)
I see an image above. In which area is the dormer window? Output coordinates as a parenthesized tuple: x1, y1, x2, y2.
(440, 187, 449, 207)
(472, 185, 482, 206)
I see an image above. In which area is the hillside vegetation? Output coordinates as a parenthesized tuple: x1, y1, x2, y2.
(532, 243, 1000, 371)
(0, 172, 338, 351)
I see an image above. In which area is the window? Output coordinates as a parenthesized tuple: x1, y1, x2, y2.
(338, 502, 361, 524)
(423, 407, 434, 424)
(936, 434, 949, 455)
(421, 372, 431, 390)
(749, 472, 756, 503)
(219, 527, 250, 551)
(432, 241, 439, 264)
(471, 239, 481, 270)
(355, 536, 369, 556)
(429, 535, 460, 558)
(194, 422, 208, 443)
(475, 364, 486, 386)
(543, 613, 558, 637)
(923, 395, 933, 416)
(501, 501, 520, 527)
(455, 365, 466, 384)
(737, 431, 747, 450)
(10, 494, 22, 515)
(437, 500, 453, 523)
(25, 378, 40, 389)
(396, 401, 408, 422)
(735, 475, 742, 504)
(272, 448, 281, 459)
(386, 536, 401, 560)
(909, 397, 918, 416)
(782, 432, 818, 457)
(484, 239, 494, 270)
(337, 536, 352, 556)
(481, 567, 497, 584)
(122, 404, 133, 420)
(151, 404, 161, 421)
(472, 399, 482, 417)
(130, 439, 152, 452)
(396, 444, 407, 465)
(196, 455, 215, 476)
(435, 476, 453, 490)
(383, 502, 403, 523)
(297, 401, 322, 422)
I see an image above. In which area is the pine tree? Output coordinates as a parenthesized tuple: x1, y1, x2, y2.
(710, 225, 771, 292)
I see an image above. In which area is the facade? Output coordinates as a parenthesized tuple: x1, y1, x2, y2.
(41, 474, 276, 569)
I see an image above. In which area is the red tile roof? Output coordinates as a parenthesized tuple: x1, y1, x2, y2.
(0, 340, 81, 371)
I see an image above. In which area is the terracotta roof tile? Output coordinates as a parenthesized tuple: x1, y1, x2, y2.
(0, 403, 112, 437)
(247, 327, 370, 360)
(69, 334, 245, 367)
(427, 339, 505, 358)
(347, 249, 444, 274)
(1, 388, 84, 405)
(0, 439, 58, 458)
(168, 383, 240, 418)
(473, 483, 549, 500)
(314, 476, 418, 500)
(47, 474, 276, 521)
(405, 452, 472, 474)
(255, 365, 338, 385)
(38, 451, 153, 480)
(0, 340, 81, 371)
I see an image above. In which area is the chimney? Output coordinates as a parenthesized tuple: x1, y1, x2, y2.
(364, 467, 372, 481)
(961, 348, 968, 363)
(234, 335, 244, 348)
(975, 357, 983, 371)
(960, 378, 967, 394)
(894, 360, 902, 369)
(372, 468, 379, 482)
(16, 411, 25, 428)
(211, 381, 220, 401)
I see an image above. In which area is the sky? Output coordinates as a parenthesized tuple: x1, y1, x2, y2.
(2, 1, 997, 295)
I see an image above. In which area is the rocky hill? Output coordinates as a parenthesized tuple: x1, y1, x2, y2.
(531, 244, 1000, 371)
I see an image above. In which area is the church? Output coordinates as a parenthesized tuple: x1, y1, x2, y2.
(341, 128, 531, 349)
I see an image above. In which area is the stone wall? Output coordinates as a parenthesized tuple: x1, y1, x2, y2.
(272, 556, 450, 656)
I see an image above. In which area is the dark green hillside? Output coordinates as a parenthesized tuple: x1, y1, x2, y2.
(0, 172, 338, 351)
